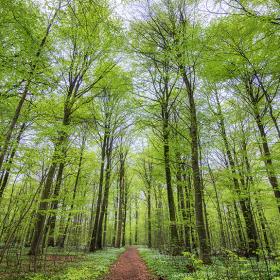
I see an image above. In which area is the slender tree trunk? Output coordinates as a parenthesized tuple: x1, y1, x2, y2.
(129, 199, 132, 245)
(29, 161, 57, 255)
(147, 186, 152, 248)
(122, 187, 127, 247)
(89, 134, 107, 251)
(183, 171, 192, 251)
(162, 114, 179, 253)
(112, 190, 118, 246)
(47, 161, 65, 247)
(58, 136, 85, 248)
(0, 123, 26, 199)
(135, 198, 138, 244)
(202, 191, 211, 251)
(180, 66, 210, 263)
(176, 157, 184, 245)
(177, 159, 191, 249)
(215, 91, 258, 255)
(103, 205, 108, 248)
(96, 137, 113, 249)
(116, 151, 125, 248)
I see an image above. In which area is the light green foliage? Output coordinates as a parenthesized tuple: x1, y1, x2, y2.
(182, 252, 203, 271)
(0, 0, 280, 278)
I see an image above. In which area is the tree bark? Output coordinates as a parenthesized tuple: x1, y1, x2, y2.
(29, 162, 57, 255)
(89, 133, 107, 251)
(135, 198, 138, 244)
(96, 136, 113, 249)
(162, 113, 179, 254)
(115, 150, 126, 248)
(180, 66, 211, 263)
(147, 186, 152, 248)
(122, 185, 128, 247)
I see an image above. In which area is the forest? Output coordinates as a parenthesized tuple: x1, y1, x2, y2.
(0, 0, 279, 279)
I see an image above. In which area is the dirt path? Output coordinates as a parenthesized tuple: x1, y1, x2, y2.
(104, 247, 156, 280)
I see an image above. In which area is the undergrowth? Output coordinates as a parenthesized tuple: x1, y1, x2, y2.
(1, 247, 124, 280)
(139, 247, 280, 280)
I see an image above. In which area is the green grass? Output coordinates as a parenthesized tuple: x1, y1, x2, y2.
(2, 247, 125, 280)
(138, 247, 280, 280)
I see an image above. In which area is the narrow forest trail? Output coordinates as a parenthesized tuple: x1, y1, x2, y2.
(104, 247, 156, 280)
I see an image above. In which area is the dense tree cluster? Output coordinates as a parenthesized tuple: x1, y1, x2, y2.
(0, 0, 279, 269)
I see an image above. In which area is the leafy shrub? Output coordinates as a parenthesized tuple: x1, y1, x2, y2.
(140, 247, 280, 280)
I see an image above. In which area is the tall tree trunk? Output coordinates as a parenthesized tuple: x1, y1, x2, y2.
(112, 190, 118, 246)
(162, 113, 179, 254)
(29, 162, 57, 255)
(177, 158, 191, 249)
(180, 66, 210, 263)
(129, 199, 132, 245)
(147, 185, 152, 248)
(89, 133, 107, 251)
(183, 171, 192, 251)
(202, 191, 211, 251)
(143, 159, 153, 248)
(103, 205, 108, 248)
(115, 151, 125, 248)
(135, 198, 138, 244)
(96, 137, 113, 249)
(176, 157, 184, 245)
(122, 188, 127, 247)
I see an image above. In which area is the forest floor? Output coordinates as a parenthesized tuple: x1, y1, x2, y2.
(2, 246, 280, 279)
(0, 247, 125, 280)
(105, 247, 156, 280)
